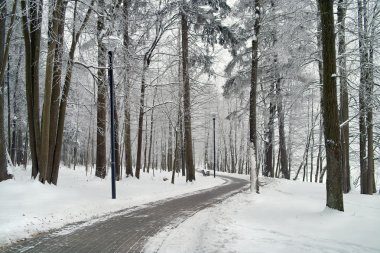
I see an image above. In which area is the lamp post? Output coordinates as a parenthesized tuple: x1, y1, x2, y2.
(212, 113, 216, 178)
(108, 51, 116, 199)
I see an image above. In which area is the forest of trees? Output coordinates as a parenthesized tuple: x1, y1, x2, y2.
(0, 0, 378, 211)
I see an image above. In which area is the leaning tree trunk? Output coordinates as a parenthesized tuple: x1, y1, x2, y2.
(181, 11, 195, 182)
(50, 0, 94, 185)
(21, 0, 42, 179)
(95, 0, 107, 178)
(317, 0, 344, 211)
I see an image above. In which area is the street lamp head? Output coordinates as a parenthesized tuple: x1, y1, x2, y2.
(211, 113, 217, 120)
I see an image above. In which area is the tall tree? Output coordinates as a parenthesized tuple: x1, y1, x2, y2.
(249, 0, 261, 193)
(123, 0, 133, 177)
(317, 0, 344, 211)
(21, 0, 43, 179)
(337, 0, 350, 193)
(181, 6, 195, 182)
(0, 0, 18, 181)
(95, 0, 108, 178)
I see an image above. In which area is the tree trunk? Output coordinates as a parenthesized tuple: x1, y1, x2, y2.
(143, 111, 148, 173)
(114, 99, 121, 180)
(95, 0, 107, 179)
(122, 0, 133, 177)
(167, 123, 173, 172)
(264, 82, 275, 177)
(277, 79, 289, 179)
(21, 0, 42, 179)
(181, 11, 195, 182)
(135, 59, 148, 179)
(147, 87, 157, 173)
(318, 0, 344, 211)
(338, 0, 350, 193)
(47, 0, 66, 183)
(357, 0, 368, 194)
(0, 0, 10, 181)
(249, 0, 261, 193)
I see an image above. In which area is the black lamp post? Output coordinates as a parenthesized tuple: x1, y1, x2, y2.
(212, 113, 216, 178)
(108, 51, 116, 199)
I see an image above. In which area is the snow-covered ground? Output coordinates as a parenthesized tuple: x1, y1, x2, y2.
(0, 166, 224, 246)
(145, 177, 380, 253)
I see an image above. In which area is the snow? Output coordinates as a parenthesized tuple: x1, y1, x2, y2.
(0, 166, 224, 246)
(145, 177, 380, 253)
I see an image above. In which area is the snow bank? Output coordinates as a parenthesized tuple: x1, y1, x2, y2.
(0, 166, 224, 246)
(146, 177, 380, 253)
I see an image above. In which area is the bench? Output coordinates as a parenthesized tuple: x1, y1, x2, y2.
(201, 170, 210, 176)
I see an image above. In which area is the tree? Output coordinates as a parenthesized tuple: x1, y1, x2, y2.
(123, 0, 133, 177)
(181, 6, 195, 182)
(249, 0, 261, 193)
(337, 0, 350, 193)
(0, 0, 18, 181)
(317, 0, 344, 211)
(95, 0, 107, 178)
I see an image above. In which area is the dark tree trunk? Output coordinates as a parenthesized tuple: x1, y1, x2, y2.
(337, 0, 350, 193)
(21, 0, 42, 179)
(123, 0, 133, 177)
(277, 79, 289, 179)
(318, 0, 344, 211)
(47, 1, 66, 183)
(135, 60, 148, 179)
(95, 0, 107, 178)
(249, 0, 261, 193)
(357, 0, 368, 194)
(143, 111, 148, 173)
(114, 100, 121, 180)
(147, 88, 157, 173)
(264, 83, 275, 177)
(167, 123, 173, 172)
(181, 11, 195, 182)
(0, 0, 10, 181)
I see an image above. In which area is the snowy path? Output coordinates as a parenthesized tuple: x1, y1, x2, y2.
(0, 175, 249, 253)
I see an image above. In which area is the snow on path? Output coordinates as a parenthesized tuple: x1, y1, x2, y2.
(145, 177, 380, 253)
(0, 166, 224, 246)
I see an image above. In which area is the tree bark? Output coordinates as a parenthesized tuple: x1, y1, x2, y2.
(95, 0, 107, 178)
(21, 0, 42, 179)
(135, 59, 148, 179)
(317, 0, 344, 211)
(123, 0, 133, 177)
(337, 0, 350, 193)
(249, 0, 261, 193)
(147, 88, 157, 173)
(277, 78, 289, 179)
(181, 11, 195, 182)
(47, 0, 67, 183)
(357, 0, 368, 194)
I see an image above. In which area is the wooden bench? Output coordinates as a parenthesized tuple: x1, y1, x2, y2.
(201, 170, 210, 176)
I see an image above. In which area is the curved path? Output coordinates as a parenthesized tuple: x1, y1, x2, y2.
(1, 175, 248, 253)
